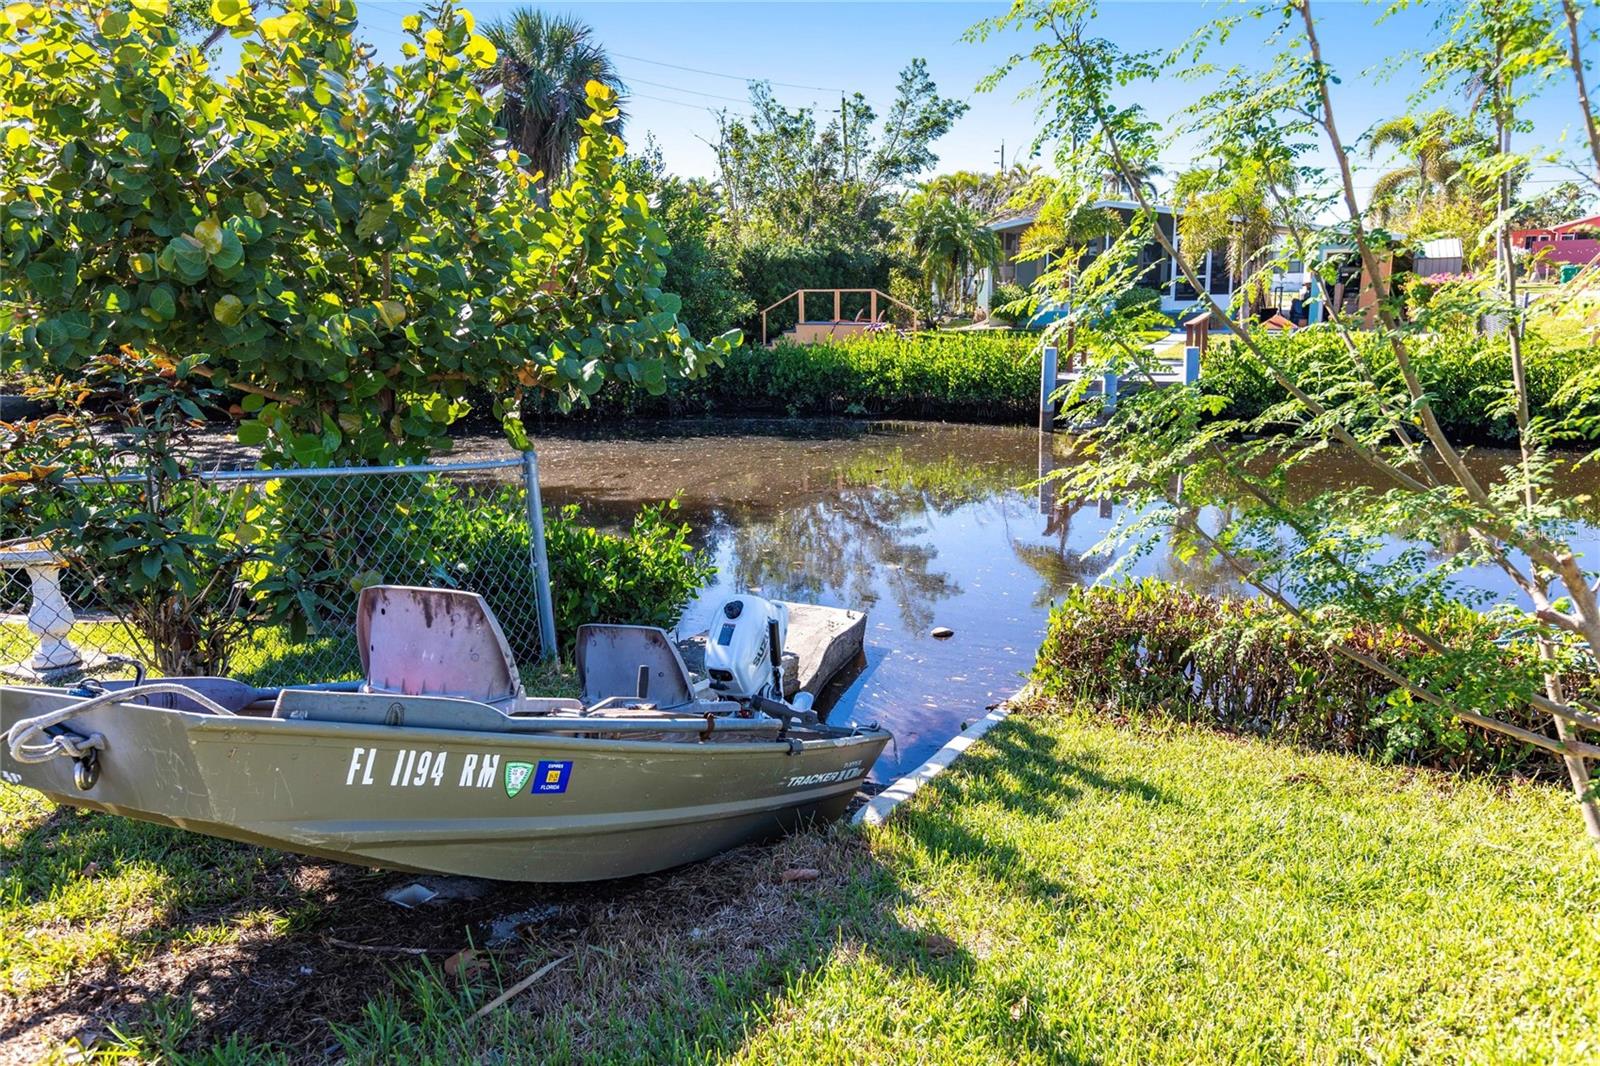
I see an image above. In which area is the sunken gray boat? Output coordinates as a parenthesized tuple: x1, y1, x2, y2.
(1, 586, 889, 882)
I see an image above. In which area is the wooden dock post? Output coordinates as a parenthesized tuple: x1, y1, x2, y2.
(1039, 345, 1059, 431)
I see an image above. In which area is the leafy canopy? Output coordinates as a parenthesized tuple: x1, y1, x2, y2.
(0, 0, 734, 464)
(713, 61, 967, 247)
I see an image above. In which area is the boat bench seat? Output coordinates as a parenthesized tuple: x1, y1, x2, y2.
(273, 690, 526, 732)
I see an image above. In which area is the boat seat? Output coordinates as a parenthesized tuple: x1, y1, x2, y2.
(356, 585, 522, 706)
(273, 689, 518, 731)
(100, 676, 268, 714)
(575, 624, 697, 709)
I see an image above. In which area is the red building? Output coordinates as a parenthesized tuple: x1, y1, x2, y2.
(1509, 214, 1600, 278)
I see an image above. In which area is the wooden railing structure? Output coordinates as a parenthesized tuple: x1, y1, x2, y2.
(759, 288, 921, 346)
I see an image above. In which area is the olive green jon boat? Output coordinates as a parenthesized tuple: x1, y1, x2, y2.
(1, 586, 889, 882)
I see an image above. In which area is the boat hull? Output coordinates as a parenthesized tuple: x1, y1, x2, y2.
(0, 688, 888, 882)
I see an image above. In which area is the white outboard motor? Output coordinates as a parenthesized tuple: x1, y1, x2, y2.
(703, 594, 789, 700)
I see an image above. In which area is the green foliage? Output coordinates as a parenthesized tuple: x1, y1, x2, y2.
(990, 281, 1029, 323)
(1034, 579, 1596, 777)
(0, 0, 731, 464)
(567, 332, 1043, 421)
(427, 488, 713, 661)
(617, 146, 751, 340)
(1201, 328, 1591, 443)
(1113, 284, 1162, 315)
(1, 356, 259, 676)
(713, 63, 967, 248)
(1513, 180, 1593, 228)
(894, 190, 1001, 316)
(247, 478, 711, 661)
(538, 498, 715, 654)
(733, 242, 908, 337)
(479, 7, 625, 187)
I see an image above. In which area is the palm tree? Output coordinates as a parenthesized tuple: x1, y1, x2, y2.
(1172, 158, 1281, 314)
(898, 191, 1001, 315)
(1366, 109, 1478, 222)
(480, 9, 626, 187)
(1098, 160, 1164, 201)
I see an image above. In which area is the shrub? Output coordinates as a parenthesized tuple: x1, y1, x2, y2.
(1114, 285, 1163, 315)
(732, 241, 910, 336)
(990, 281, 1029, 323)
(1032, 579, 1598, 779)
(431, 489, 714, 661)
(1201, 328, 1591, 443)
(550, 331, 1044, 422)
(246, 479, 713, 665)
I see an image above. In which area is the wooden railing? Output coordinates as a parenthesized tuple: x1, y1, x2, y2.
(759, 288, 921, 345)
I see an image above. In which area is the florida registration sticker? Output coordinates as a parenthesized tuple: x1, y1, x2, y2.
(532, 760, 572, 794)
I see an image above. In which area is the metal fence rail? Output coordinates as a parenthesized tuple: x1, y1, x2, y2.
(1, 452, 556, 688)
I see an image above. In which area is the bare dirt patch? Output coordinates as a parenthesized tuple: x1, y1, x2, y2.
(0, 820, 872, 1063)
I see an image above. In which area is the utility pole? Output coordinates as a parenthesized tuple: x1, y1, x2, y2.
(841, 92, 848, 180)
(995, 140, 1005, 172)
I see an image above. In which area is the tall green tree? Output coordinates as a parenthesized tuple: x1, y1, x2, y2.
(480, 8, 626, 188)
(0, 0, 728, 466)
(1172, 156, 1283, 313)
(922, 165, 1041, 218)
(1365, 108, 1481, 222)
(1513, 179, 1593, 227)
(713, 61, 967, 247)
(895, 190, 1000, 314)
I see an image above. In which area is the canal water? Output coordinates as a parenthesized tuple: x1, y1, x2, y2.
(526, 420, 1600, 782)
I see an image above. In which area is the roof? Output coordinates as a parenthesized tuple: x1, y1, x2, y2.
(1554, 214, 1600, 232)
(1416, 237, 1463, 260)
(1512, 213, 1600, 237)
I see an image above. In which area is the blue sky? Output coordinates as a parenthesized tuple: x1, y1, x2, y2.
(348, 1, 1592, 201)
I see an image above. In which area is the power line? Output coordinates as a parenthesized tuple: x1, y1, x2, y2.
(612, 51, 843, 94)
(629, 91, 735, 115)
(619, 73, 751, 107)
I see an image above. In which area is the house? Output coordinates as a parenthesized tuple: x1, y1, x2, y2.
(988, 199, 1471, 327)
(1508, 214, 1600, 278)
(988, 199, 1303, 316)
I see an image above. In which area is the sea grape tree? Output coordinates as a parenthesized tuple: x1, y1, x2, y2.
(0, 0, 733, 465)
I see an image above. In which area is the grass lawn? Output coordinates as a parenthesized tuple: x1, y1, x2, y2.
(3, 702, 1598, 1063)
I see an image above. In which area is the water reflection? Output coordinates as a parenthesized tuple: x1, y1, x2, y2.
(523, 419, 1600, 781)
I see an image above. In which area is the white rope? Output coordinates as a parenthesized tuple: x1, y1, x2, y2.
(5, 682, 235, 765)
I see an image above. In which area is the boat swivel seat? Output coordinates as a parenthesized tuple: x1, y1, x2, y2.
(356, 585, 524, 706)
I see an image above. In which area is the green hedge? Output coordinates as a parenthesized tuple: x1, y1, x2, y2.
(561, 331, 1044, 422)
(532, 326, 1589, 441)
(1202, 329, 1590, 443)
(1032, 579, 1597, 780)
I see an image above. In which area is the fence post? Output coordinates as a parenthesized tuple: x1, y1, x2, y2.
(521, 450, 558, 663)
(1039, 344, 1059, 432)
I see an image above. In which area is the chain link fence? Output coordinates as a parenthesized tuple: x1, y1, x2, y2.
(0, 454, 556, 688)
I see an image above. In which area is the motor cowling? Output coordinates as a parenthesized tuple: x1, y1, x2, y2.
(703, 594, 788, 700)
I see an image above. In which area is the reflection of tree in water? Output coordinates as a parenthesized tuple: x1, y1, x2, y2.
(1011, 496, 1111, 608)
(722, 444, 1039, 632)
